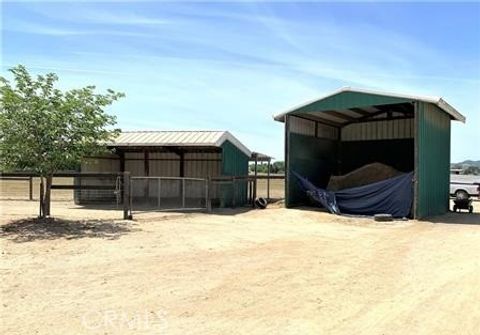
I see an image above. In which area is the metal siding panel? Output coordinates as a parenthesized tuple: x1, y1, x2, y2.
(289, 116, 316, 136)
(341, 118, 414, 141)
(316, 123, 338, 140)
(416, 102, 451, 218)
(183, 152, 221, 178)
(221, 140, 249, 206)
(149, 159, 180, 177)
(124, 160, 145, 176)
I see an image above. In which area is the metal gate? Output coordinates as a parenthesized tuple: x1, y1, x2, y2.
(130, 177, 208, 212)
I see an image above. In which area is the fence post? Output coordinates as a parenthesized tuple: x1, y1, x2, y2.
(39, 178, 44, 218)
(123, 171, 131, 220)
(29, 177, 33, 201)
(267, 159, 271, 201)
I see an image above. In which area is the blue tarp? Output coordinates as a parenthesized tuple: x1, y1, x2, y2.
(292, 171, 414, 217)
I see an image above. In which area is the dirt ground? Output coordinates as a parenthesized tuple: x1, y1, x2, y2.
(1, 200, 480, 335)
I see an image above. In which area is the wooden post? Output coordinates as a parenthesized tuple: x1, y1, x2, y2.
(123, 171, 131, 220)
(179, 151, 185, 177)
(253, 155, 258, 207)
(267, 158, 271, 201)
(248, 179, 253, 204)
(39, 177, 44, 218)
(29, 176, 33, 201)
(285, 115, 290, 207)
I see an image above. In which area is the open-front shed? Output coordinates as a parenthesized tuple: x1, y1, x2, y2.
(274, 87, 465, 218)
(80, 130, 251, 207)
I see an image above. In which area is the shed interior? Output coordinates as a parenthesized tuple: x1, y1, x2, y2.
(286, 101, 416, 207)
(285, 97, 424, 210)
(279, 88, 465, 218)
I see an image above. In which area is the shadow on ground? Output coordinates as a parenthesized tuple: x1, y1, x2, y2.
(0, 218, 138, 243)
(428, 212, 480, 225)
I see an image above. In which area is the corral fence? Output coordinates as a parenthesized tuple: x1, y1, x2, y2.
(130, 177, 208, 213)
(0, 175, 35, 200)
(1, 172, 285, 219)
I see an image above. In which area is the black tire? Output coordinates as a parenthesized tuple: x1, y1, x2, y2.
(254, 197, 267, 209)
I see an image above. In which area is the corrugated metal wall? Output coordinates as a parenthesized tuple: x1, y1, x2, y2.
(285, 115, 339, 207)
(123, 152, 222, 178)
(149, 152, 180, 177)
(415, 102, 451, 218)
(289, 115, 339, 139)
(82, 150, 223, 202)
(184, 152, 221, 178)
(342, 118, 414, 141)
(125, 151, 221, 198)
(220, 140, 249, 206)
(124, 152, 145, 177)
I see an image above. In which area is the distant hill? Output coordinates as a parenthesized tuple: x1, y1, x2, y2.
(455, 160, 480, 167)
(451, 160, 480, 176)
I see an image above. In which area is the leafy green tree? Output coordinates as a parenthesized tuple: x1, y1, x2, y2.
(0, 65, 124, 218)
(249, 161, 285, 174)
(271, 161, 285, 174)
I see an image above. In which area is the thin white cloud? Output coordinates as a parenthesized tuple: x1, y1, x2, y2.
(4, 2, 478, 161)
(4, 19, 153, 37)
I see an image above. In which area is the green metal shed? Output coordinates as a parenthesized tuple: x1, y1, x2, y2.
(274, 87, 465, 219)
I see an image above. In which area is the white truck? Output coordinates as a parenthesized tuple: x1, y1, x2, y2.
(450, 174, 480, 198)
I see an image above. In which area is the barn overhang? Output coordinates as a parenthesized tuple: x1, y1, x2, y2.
(274, 87, 465, 126)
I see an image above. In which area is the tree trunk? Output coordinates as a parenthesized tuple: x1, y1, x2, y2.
(38, 176, 53, 219)
(45, 175, 52, 217)
(39, 177, 45, 218)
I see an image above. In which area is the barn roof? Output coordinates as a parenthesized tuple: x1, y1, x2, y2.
(274, 87, 465, 125)
(109, 131, 251, 156)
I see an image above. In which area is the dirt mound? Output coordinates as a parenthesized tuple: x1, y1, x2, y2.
(327, 163, 402, 191)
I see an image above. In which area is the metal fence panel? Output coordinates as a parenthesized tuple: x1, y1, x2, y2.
(130, 177, 207, 212)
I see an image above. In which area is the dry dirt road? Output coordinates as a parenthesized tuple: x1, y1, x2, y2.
(1, 200, 480, 335)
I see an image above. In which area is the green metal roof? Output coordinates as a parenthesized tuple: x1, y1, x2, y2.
(274, 87, 465, 125)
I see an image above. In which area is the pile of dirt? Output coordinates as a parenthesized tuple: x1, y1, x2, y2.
(327, 162, 402, 191)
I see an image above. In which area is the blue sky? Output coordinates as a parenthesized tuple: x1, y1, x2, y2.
(2, 1, 479, 162)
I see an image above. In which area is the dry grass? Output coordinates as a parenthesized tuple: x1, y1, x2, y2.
(255, 178, 284, 199)
(1, 199, 480, 334)
(0, 177, 74, 200)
